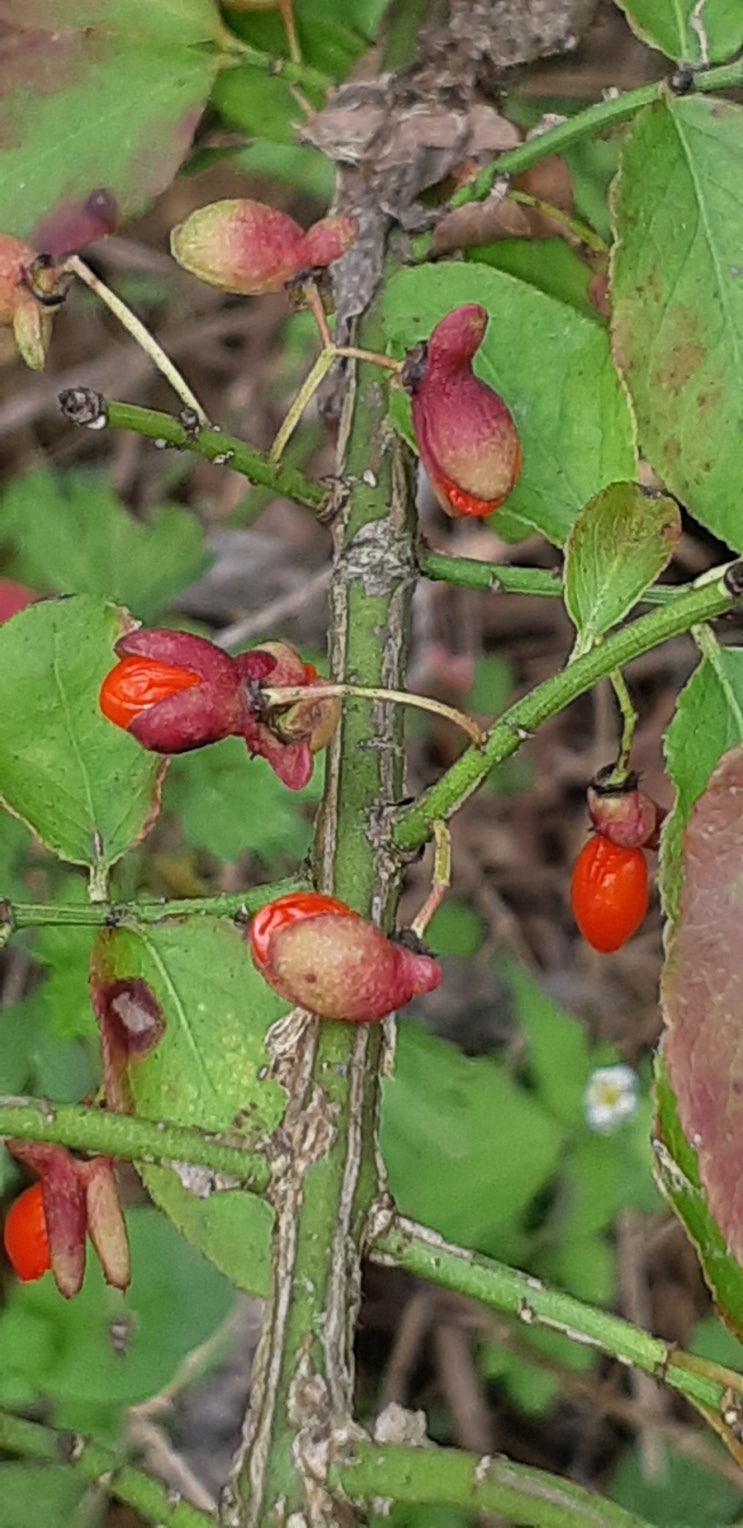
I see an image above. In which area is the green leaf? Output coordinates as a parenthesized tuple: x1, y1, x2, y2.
(91, 918, 287, 1294)
(0, 3, 221, 235)
(0, 470, 209, 622)
(383, 263, 637, 545)
(0, 809, 34, 904)
(236, 139, 335, 200)
(0, 597, 164, 877)
(614, 0, 743, 64)
(652, 1054, 743, 1338)
(467, 237, 597, 320)
(34, 921, 99, 1040)
(0, 1464, 98, 1528)
(381, 1023, 564, 1254)
(506, 959, 591, 1130)
(166, 734, 320, 866)
(660, 645, 743, 922)
(564, 482, 681, 654)
(611, 96, 743, 551)
(610, 1437, 743, 1526)
(0, 1206, 235, 1414)
(427, 899, 484, 958)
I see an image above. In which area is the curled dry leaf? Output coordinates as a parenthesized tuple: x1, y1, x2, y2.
(661, 743, 743, 1266)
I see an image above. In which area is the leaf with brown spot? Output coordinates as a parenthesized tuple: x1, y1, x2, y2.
(0, 1, 222, 235)
(662, 743, 743, 1276)
(611, 97, 743, 551)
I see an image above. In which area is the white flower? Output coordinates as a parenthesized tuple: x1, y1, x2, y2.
(584, 1064, 638, 1134)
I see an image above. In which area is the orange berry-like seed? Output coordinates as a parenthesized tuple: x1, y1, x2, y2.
(99, 655, 201, 730)
(3, 1182, 51, 1282)
(249, 891, 355, 967)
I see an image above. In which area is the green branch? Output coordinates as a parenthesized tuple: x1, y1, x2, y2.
(331, 1439, 654, 1528)
(394, 564, 741, 851)
(1, 876, 308, 936)
(371, 1219, 743, 1420)
(419, 547, 686, 604)
(221, 37, 331, 96)
(0, 1097, 269, 1189)
(411, 57, 743, 259)
(60, 396, 327, 514)
(0, 1411, 214, 1527)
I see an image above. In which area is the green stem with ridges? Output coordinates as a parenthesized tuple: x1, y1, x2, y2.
(1, 876, 308, 935)
(79, 401, 327, 513)
(418, 546, 705, 604)
(370, 1219, 743, 1429)
(411, 59, 743, 260)
(0, 1097, 269, 1187)
(331, 1440, 654, 1528)
(393, 567, 741, 852)
(229, 286, 416, 1523)
(0, 1411, 214, 1528)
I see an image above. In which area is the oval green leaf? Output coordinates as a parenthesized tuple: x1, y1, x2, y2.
(0, 596, 164, 879)
(614, 0, 743, 64)
(564, 482, 681, 655)
(90, 918, 288, 1294)
(611, 96, 743, 551)
(383, 263, 637, 546)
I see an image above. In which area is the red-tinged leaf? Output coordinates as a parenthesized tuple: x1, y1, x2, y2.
(662, 744, 743, 1271)
(653, 1052, 743, 1336)
(0, 3, 222, 236)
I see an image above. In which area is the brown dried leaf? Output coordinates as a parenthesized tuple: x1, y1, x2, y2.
(662, 743, 743, 1266)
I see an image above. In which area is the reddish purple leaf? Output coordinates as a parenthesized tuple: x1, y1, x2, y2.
(662, 743, 743, 1266)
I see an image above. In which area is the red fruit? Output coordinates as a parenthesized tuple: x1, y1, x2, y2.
(571, 837, 649, 954)
(247, 892, 442, 1023)
(402, 304, 522, 518)
(170, 200, 357, 297)
(587, 766, 664, 851)
(100, 654, 201, 731)
(3, 1183, 51, 1282)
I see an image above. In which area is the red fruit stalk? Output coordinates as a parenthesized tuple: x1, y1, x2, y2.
(571, 836, 649, 954)
(401, 304, 522, 518)
(248, 892, 442, 1023)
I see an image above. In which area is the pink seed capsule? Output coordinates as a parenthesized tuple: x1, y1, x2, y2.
(402, 303, 522, 518)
